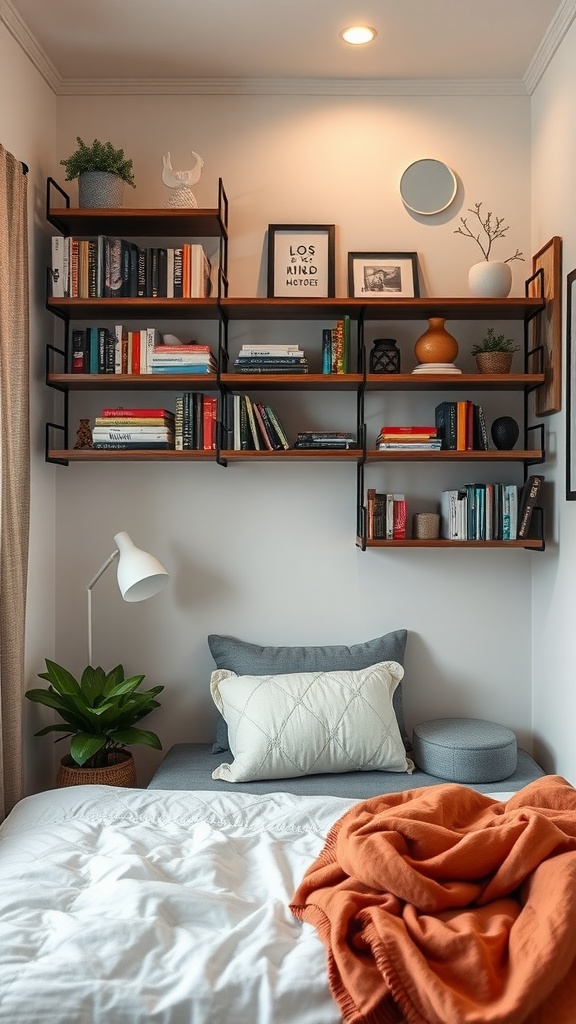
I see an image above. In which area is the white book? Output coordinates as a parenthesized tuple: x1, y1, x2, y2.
(113, 324, 125, 374)
(233, 394, 241, 450)
(144, 327, 162, 373)
(92, 428, 173, 442)
(239, 345, 303, 355)
(166, 248, 175, 299)
(385, 493, 394, 539)
(51, 236, 66, 297)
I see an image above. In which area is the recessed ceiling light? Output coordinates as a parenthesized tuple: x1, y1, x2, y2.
(340, 25, 377, 45)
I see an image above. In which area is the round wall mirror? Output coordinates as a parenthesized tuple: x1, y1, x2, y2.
(400, 159, 457, 215)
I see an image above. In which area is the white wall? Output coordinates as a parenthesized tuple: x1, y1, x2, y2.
(531, 23, 576, 779)
(0, 21, 57, 792)
(51, 90, 539, 786)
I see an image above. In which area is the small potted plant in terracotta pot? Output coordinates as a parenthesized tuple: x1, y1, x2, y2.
(471, 328, 520, 374)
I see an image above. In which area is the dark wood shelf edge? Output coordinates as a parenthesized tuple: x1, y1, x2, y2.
(365, 449, 543, 462)
(356, 537, 544, 549)
(47, 449, 216, 461)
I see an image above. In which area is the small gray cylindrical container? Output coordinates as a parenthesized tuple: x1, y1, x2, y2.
(78, 171, 125, 208)
(412, 717, 517, 783)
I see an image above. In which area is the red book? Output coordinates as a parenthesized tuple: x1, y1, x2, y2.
(393, 496, 407, 539)
(381, 426, 436, 433)
(100, 407, 173, 418)
(202, 395, 217, 450)
(154, 344, 212, 353)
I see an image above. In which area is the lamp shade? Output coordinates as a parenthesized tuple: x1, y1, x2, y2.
(114, 531, 170, 602)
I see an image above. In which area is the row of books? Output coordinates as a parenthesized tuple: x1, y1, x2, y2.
(366, 490, 407, 540)
(232, 344, 309, 374)
(435, 401, 490, 451)
(322, 317, 352, 374)
(174, 394, 218, 450)
(376, 425, 442, 451)
(440, 475, 543, 541)
(92, 407, 175, 450)
(51, 236, 211, 300)
(71, 327, 216, 375)
(222, 394, 290, 451)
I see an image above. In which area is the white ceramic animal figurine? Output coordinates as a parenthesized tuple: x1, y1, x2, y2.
(162, 150, 204, 208)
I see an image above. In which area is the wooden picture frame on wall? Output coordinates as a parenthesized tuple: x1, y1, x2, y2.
(529, 236, 562, 416)
(566, 268, 576, 499)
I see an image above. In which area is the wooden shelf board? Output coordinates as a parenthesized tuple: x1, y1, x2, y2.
(365, 373, 545, 391)
(221, 448, 361, 460)
(220, 373, 362, 391)
(47, 449, 215, 462)
(46, 297, 222, 320)
(47, 373, 219, 391)
(220, 296, 545, 321)
(365, 449, 543, 462)
(47, 207, 226, 238)
(357, 537, 543, 549)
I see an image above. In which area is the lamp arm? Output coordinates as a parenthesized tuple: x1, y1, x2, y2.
(87, 550, 119, 667)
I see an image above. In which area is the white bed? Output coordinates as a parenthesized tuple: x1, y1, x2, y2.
(0, 782, 527, 1024)
(0, 785, 359, 1023)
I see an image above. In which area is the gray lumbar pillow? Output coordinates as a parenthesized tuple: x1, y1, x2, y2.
(207, 630, 408, 753)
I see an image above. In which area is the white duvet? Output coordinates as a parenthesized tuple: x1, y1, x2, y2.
(0, 785, 359, 1024)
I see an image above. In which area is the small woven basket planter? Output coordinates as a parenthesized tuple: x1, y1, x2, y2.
(475, 351, 513, 374)
(56, 751, 136, 788)
(78, 171, 125, 208)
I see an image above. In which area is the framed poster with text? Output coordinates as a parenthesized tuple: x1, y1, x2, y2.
(267, 224, 335, 298)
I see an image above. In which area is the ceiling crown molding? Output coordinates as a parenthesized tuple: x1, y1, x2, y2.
(524, 0, 576, 93)
(0, 0, 61, 93)
(57, 76, 529, 98)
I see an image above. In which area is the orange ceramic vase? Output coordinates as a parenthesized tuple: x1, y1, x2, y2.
(414, 317, 459, 364)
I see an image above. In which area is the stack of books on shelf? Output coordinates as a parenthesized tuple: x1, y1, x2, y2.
(376, 425, 442, 451)
(440, 475, 543, 541)
(91, 407, 175, 450)
(222, 394, 290, 450)
(293, 431, 359, 450)
(321, 316, 351, 374)
(435, 401, 490, 451)
(51, 236, 211, 299)
(366, 490, 407, 540)
(174, 393, 217, 450)
(151, 343, 217, 375)
(232, 344, 308, 374)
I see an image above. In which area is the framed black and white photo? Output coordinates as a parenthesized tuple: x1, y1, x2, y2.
(347, 252, 420, 299)
(267, 224, 335, 298)
(566, 268, 576, 499)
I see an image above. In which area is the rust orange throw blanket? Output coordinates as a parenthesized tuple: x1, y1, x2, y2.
(290, 776, 576, 1024)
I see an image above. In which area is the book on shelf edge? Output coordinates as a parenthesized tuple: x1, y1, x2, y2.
(100, 407, 174, 418)
(366, 488, 376, 540)
(380, 426, 437, 434)
(265, 406, 290, 449)
(434, 401, 457, 450)
(517, 475, 544, 539)
(94, 416, 175, 427)
(393, 496, 407, 540)
(92, 430, 174, 443)
(92, 442, 174, 450)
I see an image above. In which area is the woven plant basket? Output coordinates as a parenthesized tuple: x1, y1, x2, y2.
(56, 750, 136, 788)
(78, 171, 125, 208)
(475, 351, 513, 374)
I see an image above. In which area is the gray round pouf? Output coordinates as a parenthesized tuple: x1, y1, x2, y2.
(412, 718, 517, 783)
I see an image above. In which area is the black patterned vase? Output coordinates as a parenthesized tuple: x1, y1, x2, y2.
(491, 416, 519, 450)
(370, 338, 401, 374)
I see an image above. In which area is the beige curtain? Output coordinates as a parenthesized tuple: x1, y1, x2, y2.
(0, 145, 29, 818)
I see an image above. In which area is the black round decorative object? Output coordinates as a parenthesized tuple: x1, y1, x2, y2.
(370, 338, 401, 374)
(491, 415, 519, 450)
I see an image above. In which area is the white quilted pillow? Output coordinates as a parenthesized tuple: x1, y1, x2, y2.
(210, 661, 414, 783)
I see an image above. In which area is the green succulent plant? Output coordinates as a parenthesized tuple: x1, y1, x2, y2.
(25, 660, 162, 768)
(471, 328, 520, 356)
(60, 137, 136, 186)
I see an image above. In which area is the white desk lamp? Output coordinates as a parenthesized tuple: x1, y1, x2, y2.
(86, 531, 169, 666)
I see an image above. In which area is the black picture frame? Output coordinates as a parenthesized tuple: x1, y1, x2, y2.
(267, 224, 335, 298)
(347, 251, 420, 299)
(566, 267, 576, 498)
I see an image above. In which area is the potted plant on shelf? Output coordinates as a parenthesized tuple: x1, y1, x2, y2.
(25, 660, 163, 787)
(454, 201, 524, 298)
(471, 328, 520, 374)
(60, 136, 136, 208)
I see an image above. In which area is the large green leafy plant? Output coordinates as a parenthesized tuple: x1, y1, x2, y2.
(25, 661, 162, 768)
(60, 137, 136, 186)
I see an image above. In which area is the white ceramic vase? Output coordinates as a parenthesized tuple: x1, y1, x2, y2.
(468, 260, 512, 298)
